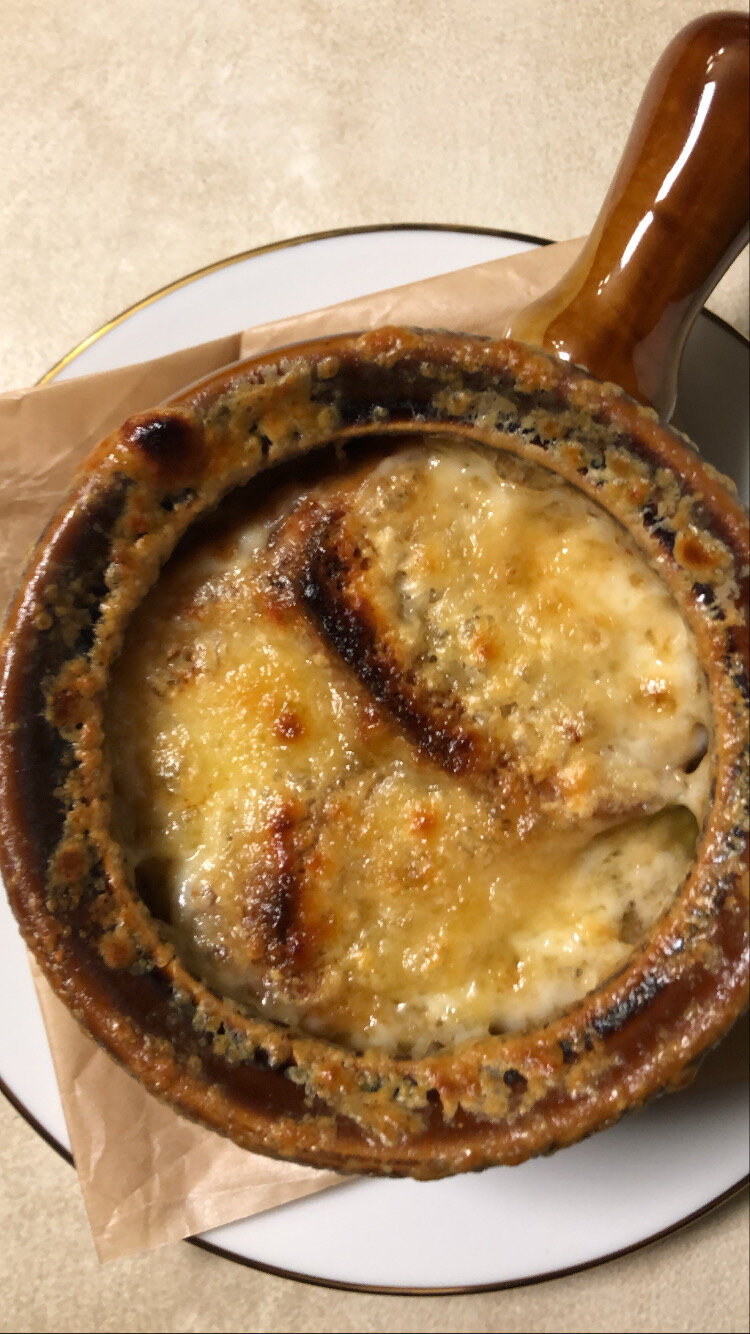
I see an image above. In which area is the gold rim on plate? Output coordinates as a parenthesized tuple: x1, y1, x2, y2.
(39, 222, 555, 385)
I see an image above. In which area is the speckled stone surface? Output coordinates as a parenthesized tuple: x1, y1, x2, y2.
(0, 2, 747, 1330)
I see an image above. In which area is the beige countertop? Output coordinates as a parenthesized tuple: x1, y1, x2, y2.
(1, 2, 747, 1330)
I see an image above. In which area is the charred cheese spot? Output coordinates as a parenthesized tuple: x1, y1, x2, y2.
(105, 437, 711, 1055)
(123, 410, 204, 481)
(272, 707, 305, 742)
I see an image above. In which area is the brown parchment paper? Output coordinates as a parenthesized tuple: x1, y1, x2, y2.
(1, 237, 746, 1263)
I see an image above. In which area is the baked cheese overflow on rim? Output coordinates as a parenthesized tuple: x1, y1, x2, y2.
(106, 435, 711, 1058)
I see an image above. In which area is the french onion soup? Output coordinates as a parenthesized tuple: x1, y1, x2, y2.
(106, 438, 711, 1058)
(1, 329, 746, 1174)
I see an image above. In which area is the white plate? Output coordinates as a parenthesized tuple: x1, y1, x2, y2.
(1, 225, 747, 1292)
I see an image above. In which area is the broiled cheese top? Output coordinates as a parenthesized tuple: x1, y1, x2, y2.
(105, 438, 711, 1054)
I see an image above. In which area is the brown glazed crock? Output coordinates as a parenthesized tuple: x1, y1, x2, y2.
(0, 15, 747, 1177)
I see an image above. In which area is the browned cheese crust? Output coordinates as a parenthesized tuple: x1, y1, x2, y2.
(0, 327, 747, 1177)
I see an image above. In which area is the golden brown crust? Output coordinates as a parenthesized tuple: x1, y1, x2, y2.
(0, 327, 747, 1177)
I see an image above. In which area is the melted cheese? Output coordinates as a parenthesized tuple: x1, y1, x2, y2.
(105, 438, 711, 1055)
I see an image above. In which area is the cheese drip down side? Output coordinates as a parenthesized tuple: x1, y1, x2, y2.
(105, 438, 711, 1056)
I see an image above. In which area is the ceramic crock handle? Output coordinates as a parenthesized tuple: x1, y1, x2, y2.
(506, 11, 749, 420)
